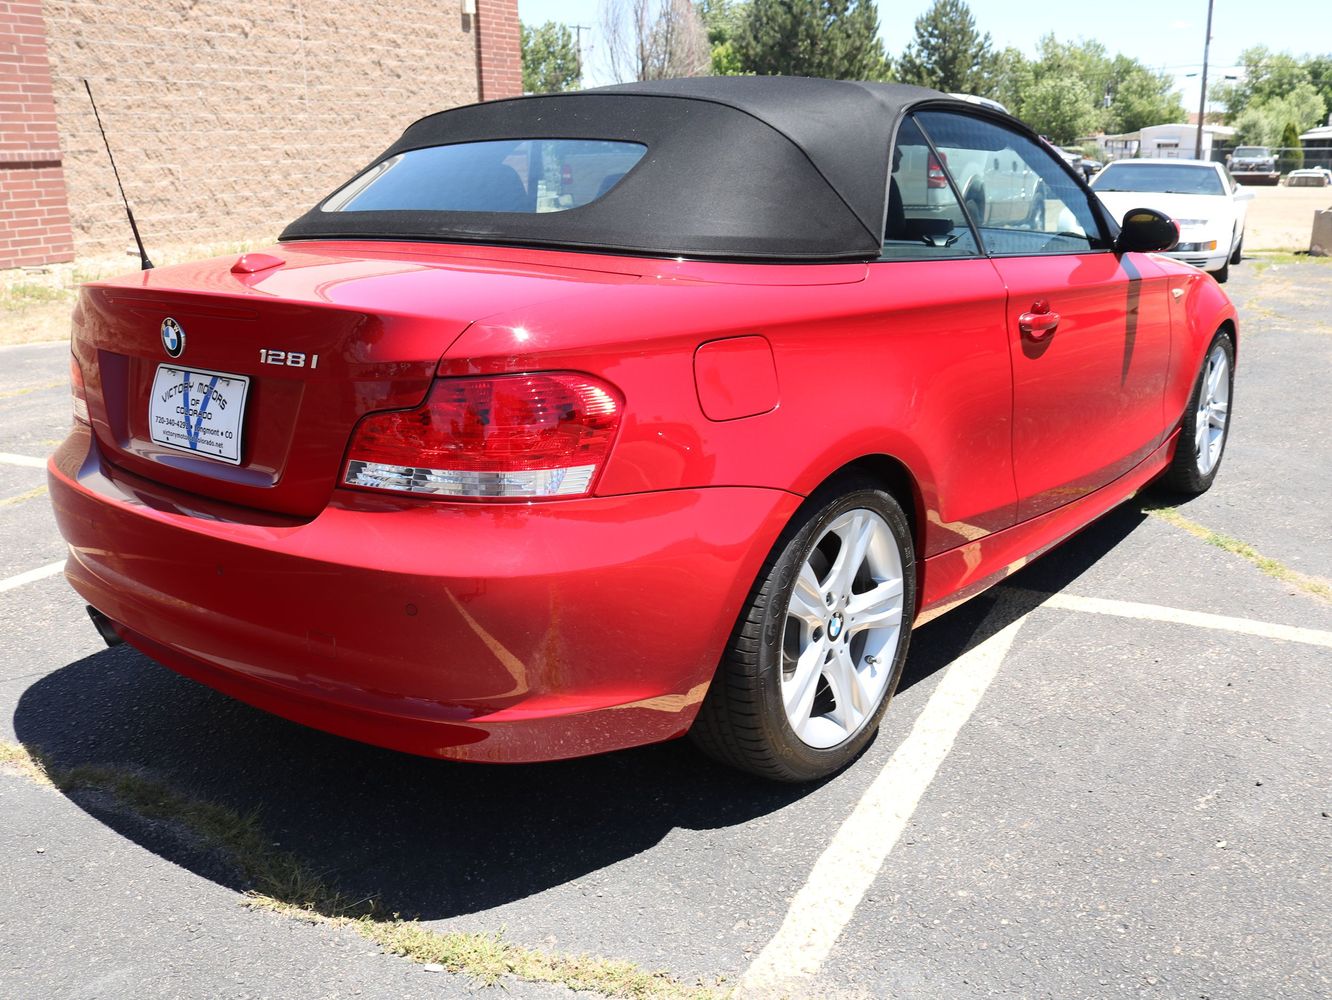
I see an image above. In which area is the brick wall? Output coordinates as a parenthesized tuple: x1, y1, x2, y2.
(39, 1, 495, 260)
(0, 1, 76, 269)
(476, 0, 523, 102)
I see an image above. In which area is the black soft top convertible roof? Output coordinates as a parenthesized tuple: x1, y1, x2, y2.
(280, 76, 978, 261)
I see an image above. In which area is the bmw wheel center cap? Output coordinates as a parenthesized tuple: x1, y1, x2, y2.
(161, 317, 185, 358)
(828, 611, 844, 639)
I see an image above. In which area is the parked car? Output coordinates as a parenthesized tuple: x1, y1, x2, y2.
(1091, 158, 1252, 281)
(1227, 145, 1280, 185)
(49, 78, 1238, 782)
(1286, 166, 1332, 187)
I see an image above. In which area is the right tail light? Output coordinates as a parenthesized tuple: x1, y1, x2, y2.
(343, 373, 621, 501)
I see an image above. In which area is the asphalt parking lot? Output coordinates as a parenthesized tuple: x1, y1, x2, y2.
(2, 259, 1330, 1000)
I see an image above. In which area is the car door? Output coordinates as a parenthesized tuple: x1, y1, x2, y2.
(879, 115, 1017, 552)
(916, 110, 1175, 522)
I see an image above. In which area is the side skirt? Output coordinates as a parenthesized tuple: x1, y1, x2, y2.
(915, 431, 1177, 625)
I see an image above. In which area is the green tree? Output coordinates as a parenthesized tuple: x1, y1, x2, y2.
(1021, 76, 1097, 143)
(1105, 62, 1186, 133)
(984, 46, 1032, 116)
(1012, 35, 1182, 135)
(1212, 46, 1311, 120)
(1279, 121, 1304, 171)
(1303, 54, 1332, 116)
(733, 0, 889, 80)
(895, 0, 993, 93)
(699, 0, 748, 75)
(1233, 83, 1326, 144)
(521, 21, 580, 93)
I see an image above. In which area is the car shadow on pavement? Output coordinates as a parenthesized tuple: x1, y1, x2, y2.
(12, 504, 1147, 921)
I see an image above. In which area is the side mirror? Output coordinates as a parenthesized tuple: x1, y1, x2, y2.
(1115, 208, 1179, 253)
(1235, 189, 1255, 202)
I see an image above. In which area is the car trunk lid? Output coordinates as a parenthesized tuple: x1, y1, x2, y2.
(72, 243, 640, 517)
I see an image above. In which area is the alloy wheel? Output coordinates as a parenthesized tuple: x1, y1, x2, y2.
(1195, 342, 1230, 475)
(780, 508, 905, 749)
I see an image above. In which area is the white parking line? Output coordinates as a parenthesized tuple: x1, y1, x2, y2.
(1039, 592, 1332, 649)
(739, 588, 1332, 995)
(0, 453, 46, 469)
(738, 612, 1029, 997)
(0, 561, 64, 594)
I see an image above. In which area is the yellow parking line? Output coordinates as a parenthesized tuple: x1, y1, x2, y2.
(0, 484, 48, 508)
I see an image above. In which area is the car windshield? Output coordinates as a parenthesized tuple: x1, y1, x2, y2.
(1092, 164, 1224, 196)
(1232, 147, 1268, 157)
(322, 139, 647, 214)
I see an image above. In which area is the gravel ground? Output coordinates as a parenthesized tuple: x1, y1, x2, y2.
(1242, 185, 1332, 251)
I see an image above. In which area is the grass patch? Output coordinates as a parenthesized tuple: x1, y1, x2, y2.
(0, 740, 54, 786)
(1, 739, 727, 998)
(364, 920, 723, 998)
(1144, 504, 1332, 603)
(1247, 252, 1332, 275)
(0, 282, 74, 311)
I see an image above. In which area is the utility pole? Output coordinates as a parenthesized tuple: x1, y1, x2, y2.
(1194, 0, 1214, 160)
(572, 24, 590, 87)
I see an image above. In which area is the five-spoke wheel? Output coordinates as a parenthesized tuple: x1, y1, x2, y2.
(1160, 328, 1235, 495)
(781, 509, 905, 749)
(690, 483, 915, 782)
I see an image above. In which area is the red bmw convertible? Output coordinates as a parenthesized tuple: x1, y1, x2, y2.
(49, 78, 1236, 781)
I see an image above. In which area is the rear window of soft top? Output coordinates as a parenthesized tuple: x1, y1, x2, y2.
(322, 139, 647, 214)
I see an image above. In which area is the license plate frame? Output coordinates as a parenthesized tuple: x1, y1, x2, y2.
(148, 364, 251, 466)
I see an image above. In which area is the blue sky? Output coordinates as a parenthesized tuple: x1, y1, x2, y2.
(517, 0, 1330, 114)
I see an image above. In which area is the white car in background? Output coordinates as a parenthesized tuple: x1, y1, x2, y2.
(1091, 158, 1253, 282)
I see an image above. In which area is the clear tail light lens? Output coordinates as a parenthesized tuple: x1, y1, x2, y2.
(70, 354, 89, 424)
(343, 373, 621, 501)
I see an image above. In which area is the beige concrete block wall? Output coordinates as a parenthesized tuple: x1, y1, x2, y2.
(44, 0, 481, 258)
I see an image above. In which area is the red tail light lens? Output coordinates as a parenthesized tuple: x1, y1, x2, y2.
(343, 373, 621, 500)
(70, 354, 89, 424)
(927, 151, 948, 189)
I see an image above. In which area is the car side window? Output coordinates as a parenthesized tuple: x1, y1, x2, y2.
(913, 111, 1109, 256)
(879, 116, 981, 261)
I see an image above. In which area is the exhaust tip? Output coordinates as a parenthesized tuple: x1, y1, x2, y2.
(86, 605, 123, 647)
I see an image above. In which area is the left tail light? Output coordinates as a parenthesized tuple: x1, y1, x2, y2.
(70, 353, 89, 424)
(343, 373, 621, 501)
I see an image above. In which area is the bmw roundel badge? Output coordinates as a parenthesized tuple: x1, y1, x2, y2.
(161, 317, 185, 358)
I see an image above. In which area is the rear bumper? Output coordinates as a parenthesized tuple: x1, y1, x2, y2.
(48, 428, 801, 762)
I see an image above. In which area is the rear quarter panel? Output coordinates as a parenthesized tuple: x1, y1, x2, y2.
(441, 257, 1016, 558)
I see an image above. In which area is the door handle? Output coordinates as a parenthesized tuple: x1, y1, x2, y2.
(1019, 301, 1060, 340)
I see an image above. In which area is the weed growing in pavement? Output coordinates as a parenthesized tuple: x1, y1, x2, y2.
(1143, 504, 1332, 603)
(1248, 252, 1332, 275)
(0, 740, 728, 999)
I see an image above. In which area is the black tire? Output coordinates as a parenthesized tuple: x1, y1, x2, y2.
(1158, 329, 1235, 496)
(1230, 231, 1243, 266)
(1026, 186, 1047, 230)
(1213, 259, 1229, 283)
(689, 481, 916, 782)
(964, 191, 985, 227)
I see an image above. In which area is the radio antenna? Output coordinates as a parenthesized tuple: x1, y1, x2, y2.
(83, 79, 153, 270)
